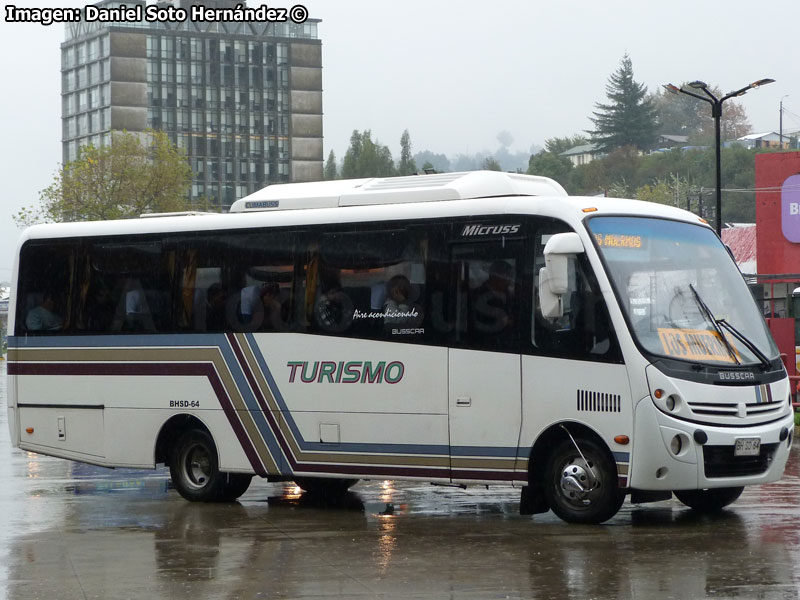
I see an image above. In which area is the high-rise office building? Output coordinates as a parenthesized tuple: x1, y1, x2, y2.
(61, 0, 323, 208)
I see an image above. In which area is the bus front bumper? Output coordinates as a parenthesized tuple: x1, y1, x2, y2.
(628, 398, 794, 491)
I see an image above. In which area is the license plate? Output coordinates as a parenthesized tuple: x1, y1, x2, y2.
(734, 438, 761, 457)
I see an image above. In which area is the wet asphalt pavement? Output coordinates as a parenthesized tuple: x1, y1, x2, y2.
(2, 359, 800, 599)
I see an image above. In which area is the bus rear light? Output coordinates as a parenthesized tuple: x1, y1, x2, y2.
(614, 435, 630, 445)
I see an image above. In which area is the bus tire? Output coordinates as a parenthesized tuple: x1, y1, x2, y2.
(674, 487, 743, 513)
(294, 477, 358, 498)
(544, 438, 624, 524)
(170, 429, 230, 502)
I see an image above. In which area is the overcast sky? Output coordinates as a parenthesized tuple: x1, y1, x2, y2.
(2, 0, 799, 281)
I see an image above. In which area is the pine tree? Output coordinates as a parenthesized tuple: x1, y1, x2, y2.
(589, 54, 657, 152)
(323, 150, 338, 180)
(397, 129, 417, 176)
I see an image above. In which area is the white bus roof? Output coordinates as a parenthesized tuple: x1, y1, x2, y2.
(229, 171, 568, 213)
(16, 173, 709, 247)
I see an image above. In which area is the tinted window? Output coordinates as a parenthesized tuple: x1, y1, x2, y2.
(448, 240, 522, 353)
(16, 242, 77, 334)
(177, 230, 297, 333)
(531, 219, 622, 363)
(76, 240, 174, 333)
(304, 227, 427, 342)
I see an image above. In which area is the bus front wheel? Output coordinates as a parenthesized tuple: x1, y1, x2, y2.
(544, 437, 624, 524)
(170, 429, 250, 502)
(674, 487, 743, 513)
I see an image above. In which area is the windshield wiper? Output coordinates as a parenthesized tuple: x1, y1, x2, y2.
(716, 318, 772, 370)
(688, 284, 771, 370)
(688, 284, 740, 365)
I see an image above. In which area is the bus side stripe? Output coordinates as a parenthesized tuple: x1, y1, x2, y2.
(10, 360, 270, 477)
(9, 337, 532, 480)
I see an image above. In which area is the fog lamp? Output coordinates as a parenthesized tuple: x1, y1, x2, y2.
(670, 435, 682, 455)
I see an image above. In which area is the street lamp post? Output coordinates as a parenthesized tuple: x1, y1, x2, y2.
(780, 95, 789, 149)
(663, 78, 775, 235)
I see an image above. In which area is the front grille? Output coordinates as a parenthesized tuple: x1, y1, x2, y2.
(703, 443, 778, 478)
(687, 401, 783, 419)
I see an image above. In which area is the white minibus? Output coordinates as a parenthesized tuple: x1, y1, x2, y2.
(7, 171, 794, 523)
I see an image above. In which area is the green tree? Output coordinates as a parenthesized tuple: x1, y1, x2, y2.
(341, 130, 396, 179)
(15, 130, 193, 227)
(324, 149, 338, 180)
(414, 150, 450, 173)
(573, 146, 643, 196)
(651, 85, 752, 143)
(544, 134, 589, 155)
(482, 157, 502, 171)
(589, 54, 658, 152)
(397, 129, 417, 176)
(635, 176, 688, 206)
(526, 151, 573, 190)
(569, 144, 758, 222)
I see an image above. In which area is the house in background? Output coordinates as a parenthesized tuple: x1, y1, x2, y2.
(734, 132, 790, 150)
(559, 143, 601, 166)
(655, 134, 688, 149)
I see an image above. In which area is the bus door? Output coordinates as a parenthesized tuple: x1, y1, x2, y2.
(521, 220, 627, 485)
(446, 226, 524, 484)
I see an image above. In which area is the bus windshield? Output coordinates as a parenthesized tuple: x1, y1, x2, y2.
(587, 216, 778, 367)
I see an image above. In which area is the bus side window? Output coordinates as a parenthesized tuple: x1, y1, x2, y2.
(307, 228, 427, 342)
(449, 243, 521, 353)
(178, 230, 298, 334)
(81, 241, 172, 334)
(228, 230, 296, 334)
(532, 225, 621, 363)
(16, 243, 76, 335)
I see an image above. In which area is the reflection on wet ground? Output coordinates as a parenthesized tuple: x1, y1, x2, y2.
(2, 360, 800, 599)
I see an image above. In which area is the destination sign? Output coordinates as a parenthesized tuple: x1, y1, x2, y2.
(594, 233, 644, 249)
(658, 328, 741, 363)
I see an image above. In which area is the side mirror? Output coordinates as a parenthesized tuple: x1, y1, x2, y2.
(538, 232, 584, 319)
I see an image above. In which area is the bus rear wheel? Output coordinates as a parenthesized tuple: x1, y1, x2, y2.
(170, 429, 250, 502)
(674, 487, 743, 513)
(544, 437, 624, 524)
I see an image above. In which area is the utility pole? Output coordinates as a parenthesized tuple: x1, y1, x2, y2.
(780, 95, 789, 149)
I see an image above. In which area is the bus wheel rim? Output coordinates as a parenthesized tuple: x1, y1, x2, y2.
(558, 456, 600, 507)
(183, 443, 211, 489)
